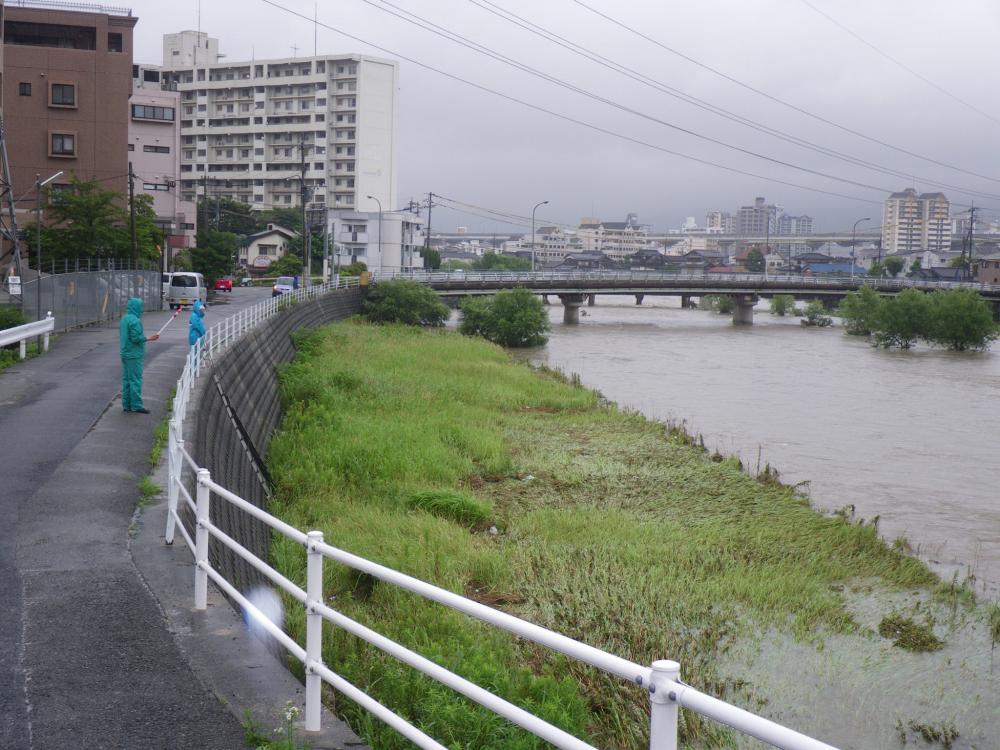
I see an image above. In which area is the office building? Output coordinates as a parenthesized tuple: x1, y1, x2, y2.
(159, 31, 398, 218)
(2, 1, 136, 210)
(882, 189, 951, 255)
(736, 197, 775, 235)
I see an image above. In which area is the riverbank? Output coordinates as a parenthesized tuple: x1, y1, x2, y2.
(268, 320, 982, 749)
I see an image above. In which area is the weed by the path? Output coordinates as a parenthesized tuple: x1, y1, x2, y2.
(243, 704, 309, 750)
(136, 476, 160, 508)
(148, 387, 176, 468)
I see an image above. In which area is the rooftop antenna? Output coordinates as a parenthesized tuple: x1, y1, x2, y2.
(195, 0, 200, 66)
(291, 44, 299, 58)
(314, 3, 318, 56)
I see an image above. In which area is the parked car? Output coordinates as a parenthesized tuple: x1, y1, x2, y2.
(239, 277, 253, 287)
(272, 276, 296, 297)
(213, 277, 233, 292)
(161, 273, 173, 299)
(167, 272, 207, 309)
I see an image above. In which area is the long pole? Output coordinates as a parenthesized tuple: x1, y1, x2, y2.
(300, 137, 309, 286)
(128, 161, 137, 267)
(424, 192, 432, 250)
(201, 174, 208, 239)
(368, 195, 383, 271)
(531, 200, 548, 272)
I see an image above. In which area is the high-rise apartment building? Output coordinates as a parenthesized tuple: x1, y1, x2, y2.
(736, 197, 775, 235)
(705, 210, 735, 234)
(882, 189, 951, 255)
(777, 214, 813, 235)
(2, 1, 136, 209)
(159, 32, 398, 217)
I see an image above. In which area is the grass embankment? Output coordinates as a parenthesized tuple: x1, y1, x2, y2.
(269, 321, 936, 749)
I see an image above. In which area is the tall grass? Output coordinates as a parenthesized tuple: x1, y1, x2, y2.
(268, 321, 936, 749)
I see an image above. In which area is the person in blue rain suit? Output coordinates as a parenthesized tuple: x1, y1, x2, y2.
(120, 297, 159, 414)
(188, 299, 206, 347)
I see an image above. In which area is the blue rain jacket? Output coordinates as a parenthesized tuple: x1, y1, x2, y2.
(120, 298, 146, 361)
(188, 300, 206, 346)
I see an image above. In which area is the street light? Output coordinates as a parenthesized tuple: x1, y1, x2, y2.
(851, 217, 870, 282)
(367, 195, 384, 273)
(35, 171, 63, 326)
(531, 200, 548, 272)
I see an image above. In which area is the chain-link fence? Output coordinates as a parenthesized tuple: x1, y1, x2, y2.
(18, 259, 163, 327)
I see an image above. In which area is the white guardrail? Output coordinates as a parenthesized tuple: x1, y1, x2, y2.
(0, 312, 54, 360)
(165, 276, 839, 750)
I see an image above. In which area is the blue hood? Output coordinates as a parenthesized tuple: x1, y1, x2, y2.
(126, 297, 143, 317)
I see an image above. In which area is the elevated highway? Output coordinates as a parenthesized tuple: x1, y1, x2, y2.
(398, 270, 1000, 325)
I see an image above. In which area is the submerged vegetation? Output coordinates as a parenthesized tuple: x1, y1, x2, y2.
(269, 321, 940, 749)
(877, 612, 944, 652)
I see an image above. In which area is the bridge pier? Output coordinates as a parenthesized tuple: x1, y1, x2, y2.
(588, 294, 596, 306)
(635, 294, 644, 305)
(732, 294, 758, 325)
(542, 295, 550, 306)
(680, 294, 694, 309)
(559, 294, 585, 325)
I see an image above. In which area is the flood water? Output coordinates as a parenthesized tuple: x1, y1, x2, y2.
(514, 296, 1000, 749)
(521, 295, 1000, 596)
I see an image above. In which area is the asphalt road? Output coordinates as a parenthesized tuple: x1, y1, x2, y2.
(0, 287, 267, 749)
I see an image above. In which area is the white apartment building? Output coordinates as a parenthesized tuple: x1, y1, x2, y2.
(159, 31, 398, 217)
(578, 214, 649, 260)
(882, 189, 952, 255)
(331, 209, 424, 273)
(528, 226, 581, 264)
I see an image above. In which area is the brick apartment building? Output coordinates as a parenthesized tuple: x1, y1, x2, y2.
(1, 1, 136, 216)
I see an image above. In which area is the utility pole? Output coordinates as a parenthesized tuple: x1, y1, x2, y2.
(424, 192, 432, 250)
(128, 161, 137, 267)
(299, 136, 310, 286)
(201, 174, 208, 241)
(964, 204, 977, 280)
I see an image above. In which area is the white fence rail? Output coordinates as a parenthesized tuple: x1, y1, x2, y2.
(165, 276, 840, 750)
(0, 312, 53, 360)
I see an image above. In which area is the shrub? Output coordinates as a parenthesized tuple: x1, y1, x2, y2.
(0, 305, 27, 331)
(363, 278, 449, 326)
(769, 294, 795, 316)
(925, 289, 999, 351)
(838, 286, 882, 336)
(800, 300, 832, 327)
(699, 294, 735, 314)
(340, 261, 368, 277)
(268, 254, 304, 277)
(459, 288, 549, 347)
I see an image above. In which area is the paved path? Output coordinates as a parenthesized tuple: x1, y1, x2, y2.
(0, 289, 265, 749)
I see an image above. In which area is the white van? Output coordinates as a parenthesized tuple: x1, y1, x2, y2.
(167, 272, 207, 309)
(161, 273, 173, 299)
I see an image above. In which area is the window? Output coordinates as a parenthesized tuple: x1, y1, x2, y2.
(143, 69, 160, 83)
(50, 83, 76, 107)
(132, 104, 175, 121)
(50, 132, 76, 156)
(108, 32, 122, 52)
(143, 145, 170, 153)
(5, 21, 96, 50)
(143, 183, 171, 191)
(19, 82, 31, 96)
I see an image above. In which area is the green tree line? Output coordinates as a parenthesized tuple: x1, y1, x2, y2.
(839, 286, 999, 351)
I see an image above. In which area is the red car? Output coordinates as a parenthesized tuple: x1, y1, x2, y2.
(213, 277, 233, 292)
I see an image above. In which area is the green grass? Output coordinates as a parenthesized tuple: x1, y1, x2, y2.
(137, 476, 161, 508)
(268, 321, 938, 749)
(0, 341, 42, 372)
(149, 387, 176, 468)
(877, 612, 943, 652)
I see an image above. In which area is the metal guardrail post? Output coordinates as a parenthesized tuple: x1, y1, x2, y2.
(305, 530, 325, 732)
(195, 468, 211, 610)
(648, 660, 680, 750)
(43, 311, 52, 352)
(165, 419, 181, 544)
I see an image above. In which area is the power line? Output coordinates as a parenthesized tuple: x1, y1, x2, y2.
(462, 0, 1000, 203)
(569, 0, 1000, 185)
(353, 0, 896, 196)
(798, 0, 1000, 129)
(258, 0, 888, 206)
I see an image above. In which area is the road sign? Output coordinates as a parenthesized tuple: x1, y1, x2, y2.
(8, 275, 21, 295)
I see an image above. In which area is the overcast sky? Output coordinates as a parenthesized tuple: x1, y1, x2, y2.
(129, 0, 1000, 234)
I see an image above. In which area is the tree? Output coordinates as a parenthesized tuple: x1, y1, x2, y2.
(340, 261, 367, 277)
(883, 255, 905, 277)
(472, 252, 531, 271)
(192, 229, 237, 284)
(198, 197, 263, 236)
(422, 248, 442, 270)
(269, 253, 304, 277)
(25, 177, 129, 263)
(874, 288, 931, 349)
(363, 278, 450, 326)
(770, 294, 795, 316)
(910, 258, 922, 273)
(868, 261, 886, 277)
(800, 300, 832, 327)
(745, 248, 765, 273)
(838, 286, 882, 336)
(459, 288, 549, 347)
(260, 207, 304, 233)
(700, 295, 734, 314)
(441, 259, 472, 271)
(925, 289, 999, 351)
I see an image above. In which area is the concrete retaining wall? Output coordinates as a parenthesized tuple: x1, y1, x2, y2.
(193, 288, 365, 594)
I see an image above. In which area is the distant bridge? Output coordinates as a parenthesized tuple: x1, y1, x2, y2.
(394, 270, 1000, 325)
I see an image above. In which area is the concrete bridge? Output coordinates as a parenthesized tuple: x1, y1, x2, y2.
(398, 270, 1000, 325)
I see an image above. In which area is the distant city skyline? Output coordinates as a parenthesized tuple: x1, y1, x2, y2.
(127, 0, 1000, 234)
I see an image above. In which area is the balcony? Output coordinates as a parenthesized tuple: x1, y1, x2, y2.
(339, 231, 368, 244)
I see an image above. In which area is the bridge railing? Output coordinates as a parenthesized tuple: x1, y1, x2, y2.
(163, 273, 840, 749)
(390, 269, 1000, 293)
